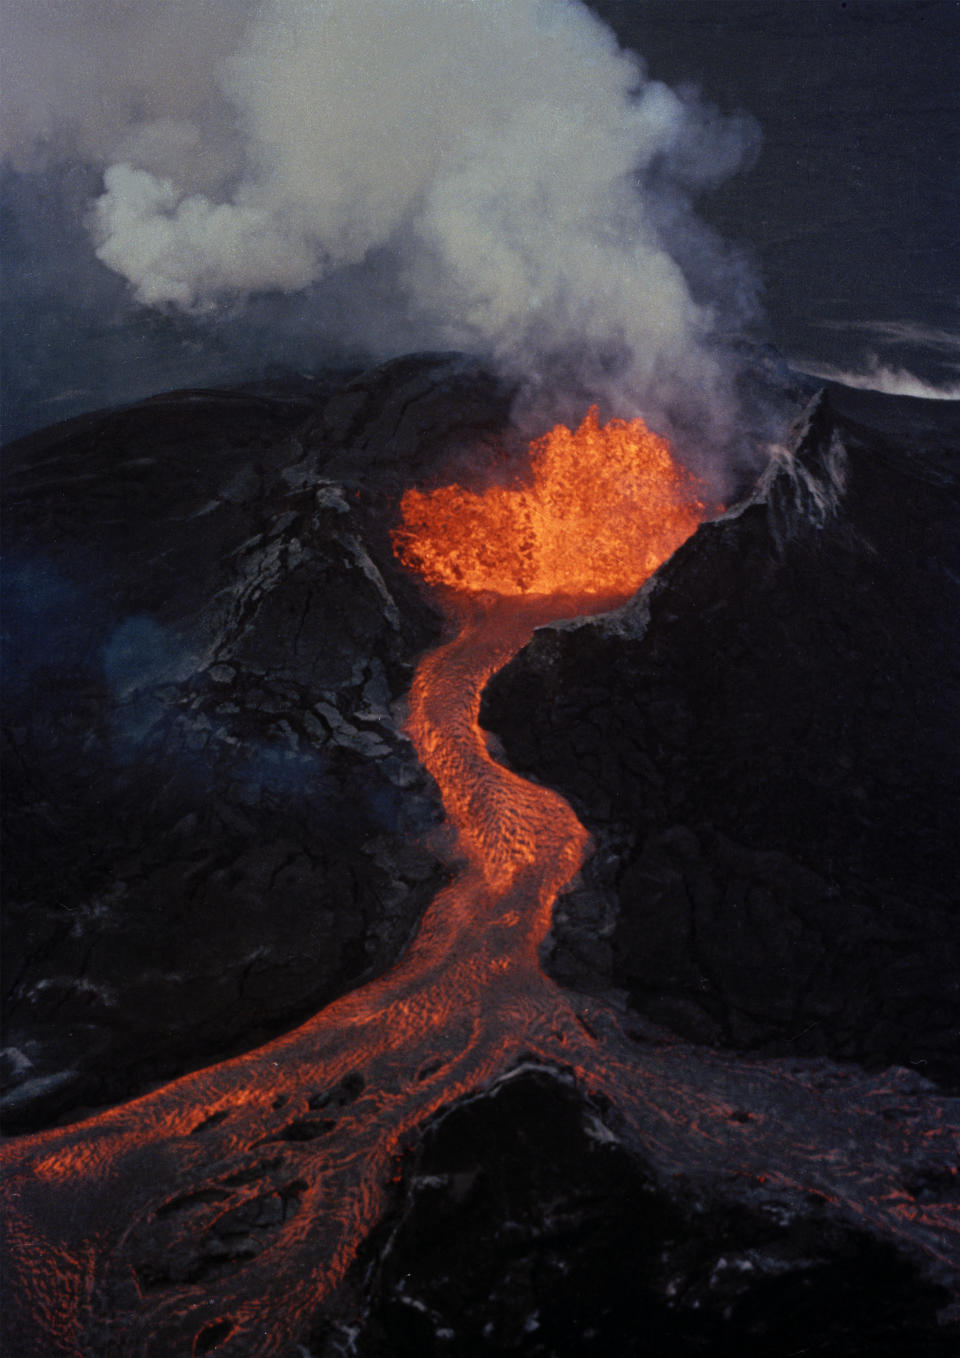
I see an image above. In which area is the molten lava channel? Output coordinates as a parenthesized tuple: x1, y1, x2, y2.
(394, 407, 707, 903)
(2, 409, 958, 1357)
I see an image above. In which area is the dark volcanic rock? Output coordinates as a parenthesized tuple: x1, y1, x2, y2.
(483, 391, 960, 1088)
(3, 355, 959, 1354)
(310, 1070, 957, 1357)
(3, 354, 958, 1129)
(1, 356, 519, 1131)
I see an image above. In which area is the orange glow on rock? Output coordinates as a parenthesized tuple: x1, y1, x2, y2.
(392, 406, 705, 598)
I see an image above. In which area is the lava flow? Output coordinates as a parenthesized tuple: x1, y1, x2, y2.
(395, 406, 706, 902)
(2, 410, 959, 1357)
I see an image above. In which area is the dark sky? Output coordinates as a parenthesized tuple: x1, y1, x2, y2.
(593, 1, 960, 371)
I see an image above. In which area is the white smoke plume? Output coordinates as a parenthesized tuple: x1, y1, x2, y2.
(0, 1, 249, 187)
(4, 0, 761, 443)
(795, 322, 960, 400)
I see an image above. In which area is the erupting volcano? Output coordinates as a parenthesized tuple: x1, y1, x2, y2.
(2, 405, 958, 1357)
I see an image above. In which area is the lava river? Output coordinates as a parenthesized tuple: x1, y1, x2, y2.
(2, 411, 958, 1356)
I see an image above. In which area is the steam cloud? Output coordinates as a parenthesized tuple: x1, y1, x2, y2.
(794, 324, 960, 400)
(4, 0, 761, 442)
(792, 358, 960, 402)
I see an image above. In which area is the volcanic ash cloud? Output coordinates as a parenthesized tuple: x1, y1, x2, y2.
(33, 0, 760, 435)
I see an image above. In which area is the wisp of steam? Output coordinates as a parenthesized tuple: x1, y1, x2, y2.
(4, 0, 761, 443)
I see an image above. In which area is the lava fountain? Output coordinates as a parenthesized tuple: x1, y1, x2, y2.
(2, 411, 958, 1356)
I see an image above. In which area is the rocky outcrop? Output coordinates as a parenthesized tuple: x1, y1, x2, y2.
(484, 390, 960, 1088)
(1, 357, 518, 1129)
(308, 1069, 958, 1356)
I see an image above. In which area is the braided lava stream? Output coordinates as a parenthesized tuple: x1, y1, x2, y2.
(2, 411, 958, 1355)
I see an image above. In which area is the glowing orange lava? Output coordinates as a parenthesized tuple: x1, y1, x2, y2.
(396, 409, 705, 902)
(392, 406, 705, 596)
(1, 411, 958, 1357)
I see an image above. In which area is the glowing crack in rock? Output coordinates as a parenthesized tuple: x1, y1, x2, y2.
(1, 410, 958, 1355)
